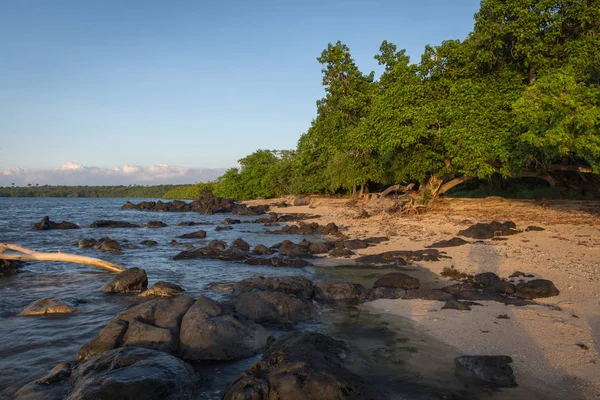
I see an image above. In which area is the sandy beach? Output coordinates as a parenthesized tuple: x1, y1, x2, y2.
(249, 196, 600, 399)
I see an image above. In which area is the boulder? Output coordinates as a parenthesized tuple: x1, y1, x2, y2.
(178, 230, 207, 239)
(145, 221, 167, 228)
(426, 237, 470, 248)
(233, 290, 316, 326)
(77, 295, 195, 362)
(100, 267, 148, 293)
(189, 194, 237, 214)
(89, 220, 140, 228)
(231, 238, 250, 251)
(173, 247, 249, 261)
(206, 282, 234, 291)
(18, 298, 78, 316)
(245, 257, 313, 267)
(12, 362, 72, 399)
(474, 272, 516, 295)
(457, 221, 520, 239)
(314, 282, 366, 305)
(525, 225, 545, 232)
(223, 218, 241, 225)
(208, 240, 227, 251)
(515, 279, 559, 299)
(223, 332, 383, 400)
(252, 244, 273, 255)
(139, 281, 185, 297)
(233, 276, 314, 300)
(365, 287, 407, 301)
(329, 248, 355, 258)
(293, 195, 311, 206)
(140, 240, 158, 246)
(455, 355, 517, 387)
(33, 216, 80, 230)
(178, 296, 272, 361)
(308, 241, 334, 254)
(0, 259, 24, 277)
(215, 225, 233, 231)
(78, 238, 99, 248)
(69, 348, 199, 399)
(98, 239, 122, 253)
(441, 299, 472, 311)
(373, 272, 420, 290)
(340, 239, 368, 250)
(279, 240, 312, 257)
(355, 249, 446, 264)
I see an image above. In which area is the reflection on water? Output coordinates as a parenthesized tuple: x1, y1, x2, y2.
(0, 198, 563, 399)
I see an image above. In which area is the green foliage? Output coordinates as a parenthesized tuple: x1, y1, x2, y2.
(0, 185, 179, 198)
(162, 181, 219, 200)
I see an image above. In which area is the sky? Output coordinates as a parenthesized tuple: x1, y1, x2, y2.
(0, 0, 481, 185)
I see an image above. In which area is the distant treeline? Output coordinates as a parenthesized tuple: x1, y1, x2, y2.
(0, 185, 184, 198)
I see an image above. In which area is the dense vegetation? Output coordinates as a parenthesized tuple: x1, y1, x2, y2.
(213, 0, 600, 201)
(0, 185, 181, 198)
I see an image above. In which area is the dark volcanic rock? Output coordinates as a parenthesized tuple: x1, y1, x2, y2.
(18, 298, 78, 316)
(190, 195, 237, 214)
(178, 230, 207, 239)
(515, 279, 559, 299)
(77, 295, 195, 362)
(145, 221, 167, 228)
(474, 272, 516, 295)
(90, 220, 140, 228)
(340, 239, 369, 250)
(364, 236, 389, 245)
(442, 299, 472, 311)
(140, 239, 158, 246)
(69, 348, 199, 400)
(215, 225, 233, 231)
(245, 257, 313, 267)
(252, 244, 273, 255)
(233, 290, 316, 326)
(179, 296, 272, 361)
(458, 221, 520, 239)
(525, 225, 545, 232)
(329, 248, 355, 258)
(98, 239, 122, 253)
(402, 288, 455, 301)
(207, 282, 234, 291)
(268, 222, 339, 235)
(279, 240, 312, 257)
(427, 237, 470, 248)
(373, 272, 420, 290)
(139, 281, 185, 297)
(309, 241, 335, 254)
(314, 282, 366, 305)
(231, 238, 250, 251)
(33, 216, 80, 230)
(223, 218, 241, 225)
(206, 240, 225, 251)
(78, 238, 99, 248)
(355, 249, 447, 264)
(100, 267, 148, 293)
(0, 259, 24, 277)
(455, 355, 517, 387)
(177, 221, 212, 226)
(233, 276, 314, 300)
(223, 332, 384, 400)
(13, 362, 72, 399)
(366, 287, 407, 301)
(173, 247, 250, 261)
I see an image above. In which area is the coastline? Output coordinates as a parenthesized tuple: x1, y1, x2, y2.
(248, 196, 600, 398)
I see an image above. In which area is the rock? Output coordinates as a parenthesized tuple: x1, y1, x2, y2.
(140, 281, 185, 297)
(177, 221, 211, 226)
(223, 218, 241, 225)
(18, 298, 78, 316)
(78, 238, 99, 248)
(233, 290, 316, 326)
(190, 194, 237, 214)
(98, 239, 122, 253)
(402, 288, 455, 301)
(525, 225, 545, 232)
(0, 259, 24, 277)
(340, 239, 368, 250)
(12, 362, 72, 399)
(223, 332, 382, 400)
(293, 195, 311, 206)
(329, 248, 355, 258)
(69, 348, 199, 400)
(427, 237, 470, 248)
(77, 295, 195, 361)
(364, 236, 389, 245)
(268, 222, 339, 235)
(233, 276, 314, 300)
(515, 279, 559, 299)
(127, 244, 140, 249)
(207, 282, 234, 291)
(308, 241, 334, 254)
(33, 216, 80, 230)
(208, 240, 227, 251)
(373, 272, 420, 290)
(279, 240, 312, 257)
(231, 238, 250, 251)
(455, 355, 517, 387)
(355, 249, 447, 264)
(178, 296, 272, 361)
(314, 282, 366, 305)
(442, 299, 472, 311)
(474, 272, 516, 294)
(457, 221, 520, 239)
(173, 247, 250, 261)
(89, 220, 140, 228)
(215, 225, 233, 231)
(252, 244, 273, 255)
(319, 222, 339, 234)
(365, 287, 407, 300)
(245, 256, 313, 267)
(100, 267, 148, 293)
(140, 239, 158, 246)
(145, 221, 167, 228)
(178, 230, 207, 239)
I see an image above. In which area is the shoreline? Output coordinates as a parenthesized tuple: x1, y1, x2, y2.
(250, 196, 600, 398)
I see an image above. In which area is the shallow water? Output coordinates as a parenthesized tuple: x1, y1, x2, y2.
(0, 198, 565, 399)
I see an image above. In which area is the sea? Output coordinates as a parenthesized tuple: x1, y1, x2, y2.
(0, 197, 565, 399)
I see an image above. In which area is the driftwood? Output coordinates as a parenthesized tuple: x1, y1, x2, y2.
(0, 243, 126, 274)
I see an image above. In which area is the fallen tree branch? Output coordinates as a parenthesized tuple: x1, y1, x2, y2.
(0, 243, 126, 274)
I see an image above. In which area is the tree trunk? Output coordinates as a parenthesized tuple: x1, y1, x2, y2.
(437, 176, 475, 195)
(0, 243, 126, 273)
(377, 183, 416, 202)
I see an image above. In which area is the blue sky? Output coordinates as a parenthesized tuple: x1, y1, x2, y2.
(0, 0, 480, 183)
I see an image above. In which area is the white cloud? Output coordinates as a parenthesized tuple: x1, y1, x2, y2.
(0, 162, 227, 186)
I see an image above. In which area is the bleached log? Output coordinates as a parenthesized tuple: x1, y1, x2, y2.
(0, 243, 126, 274)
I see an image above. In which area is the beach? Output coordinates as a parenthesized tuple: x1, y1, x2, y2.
(251, 196, 600, 398)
